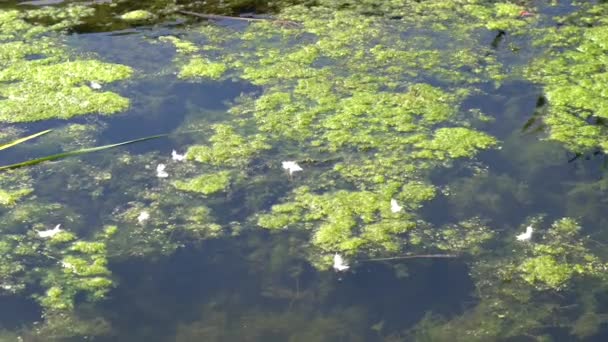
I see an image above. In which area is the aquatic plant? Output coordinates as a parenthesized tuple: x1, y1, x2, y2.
(162, 2, 506, 265)
(172, 170, 232, 195)
(406, 217, 608, 340)
(120, 10, 155, 22)
(526, 3, 608, 153)
(0, 6, 133, 123)
(4, 0, 608, 340)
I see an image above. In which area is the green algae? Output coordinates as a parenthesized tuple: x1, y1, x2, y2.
(516, 218, 606, 290)
(259, 186, 418, 254)
(413, 127, 497, 160)
(186, 124, 270, 167)
(0, 188, 32, 207)
(0, 7, 133, 123)
(525, 3, 608, 153)
(0, 5, 94, 40)
(178, 57, 228, 80)
(159, 35, 200, 54)
(406, 216, 608, 341)
(120, 10, 155, 22)
(173, 171, 232, 195)
(519, 255, 574, 290)
(0, 60, 132, 122)
(3, 0, 608, 340)
(1, 208, 114, 313)
(162, 1, 508, 262)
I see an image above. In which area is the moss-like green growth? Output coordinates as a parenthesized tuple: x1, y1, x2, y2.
(406, 216, 608, 341)
(186, 124, 270, 166)
(526, 4, 608, 153)
(159, 36, 200, 54)
(48, 231, 77, 245)
(173, 171, 231, 195)
(432, 218, 494, 255)
(0, 188, 32, 206)
(258, 186, 417, 254)
(414, 127, 497, 160)
(0, 60, 132, 122)
(0, 7, 133, 123)
(0, 5, 94, 40)
(515, 218, 606, 290)
(312, 0, 534, 42)
(178, 57, 228, 80)
(120, 10, 155, 22)
(519, 255, 574, 290)
(164, 1, 509, 262)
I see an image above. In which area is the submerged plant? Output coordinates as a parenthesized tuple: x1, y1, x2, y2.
(3, 0, 608, 340)
(162, 2, 508, 265)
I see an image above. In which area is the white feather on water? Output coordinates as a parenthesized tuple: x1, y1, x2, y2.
(171, 150, 186, 161)
(37, 224, 63, 238)
(333, 253, 350, 272)
(156, 164, 169, 178)
(390, 199, 402, 213)
(516, 225, 533, 242)
(282, 161, 303, 175)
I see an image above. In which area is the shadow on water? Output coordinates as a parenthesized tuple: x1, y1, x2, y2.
(334, 258, 474, 336)
(7, 0, 306, 34)
(96, 232, 473, 341)
(0, 296, 41, 331)
(424, 79, 608, 243)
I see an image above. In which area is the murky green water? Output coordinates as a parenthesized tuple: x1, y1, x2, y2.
(3, 0, 608, 341)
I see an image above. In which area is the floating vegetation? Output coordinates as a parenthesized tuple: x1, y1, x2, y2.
(405, 217, 608, 341)
(526, 3, 608, 153)
(119, 10, 155, 22)
(172, 170, 232, 195)
(2, 0, 608, 340)
(0, 6, 133, 123)
(165, 3, 506, 264)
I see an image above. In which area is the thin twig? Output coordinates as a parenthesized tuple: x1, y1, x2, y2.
(361, 254, 459, 262)
(178, 10, 269, 22)
(178, 10, 301, 27)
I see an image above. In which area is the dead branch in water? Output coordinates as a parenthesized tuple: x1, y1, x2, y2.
(362, 254, 459, 262)
(178, 10, 301, 27)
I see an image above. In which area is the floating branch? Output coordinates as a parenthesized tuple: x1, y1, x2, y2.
(361, 254, 459, 262)
(178, 10, 301, 27)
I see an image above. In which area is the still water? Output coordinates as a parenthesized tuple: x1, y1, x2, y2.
(2, 0, 608, 341)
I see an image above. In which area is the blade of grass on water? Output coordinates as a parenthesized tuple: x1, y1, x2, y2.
(0, 133, 168, 171)
(0, 129, 53, 151)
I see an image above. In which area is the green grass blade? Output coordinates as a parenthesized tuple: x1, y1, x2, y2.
(0, 133, 168, 171)
(0, 129, 53, 151)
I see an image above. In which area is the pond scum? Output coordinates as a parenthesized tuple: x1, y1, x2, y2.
(2, 0, 608, 340)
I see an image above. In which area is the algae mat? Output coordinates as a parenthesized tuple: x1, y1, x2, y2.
(2, 0, 608, 341)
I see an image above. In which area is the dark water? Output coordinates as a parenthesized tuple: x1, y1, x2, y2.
(3, 0, 608, 341)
